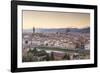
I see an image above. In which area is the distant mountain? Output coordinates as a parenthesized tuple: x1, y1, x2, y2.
(23, 27, 90, 33)
(65, 27, 90, 33)
(80, 27, 90, 33)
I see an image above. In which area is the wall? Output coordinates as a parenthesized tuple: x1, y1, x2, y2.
(0, 0, 99, 73)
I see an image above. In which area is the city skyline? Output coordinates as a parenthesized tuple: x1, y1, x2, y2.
(22, 10, 90, 29)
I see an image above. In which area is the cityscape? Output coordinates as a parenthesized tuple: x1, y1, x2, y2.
(22, 11, 90, 62)
(22, 27, 90, 62)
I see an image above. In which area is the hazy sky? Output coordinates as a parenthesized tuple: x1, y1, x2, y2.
(22, 10, 90, 29)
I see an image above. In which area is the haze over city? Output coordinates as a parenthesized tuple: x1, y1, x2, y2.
(22, 10, 90, 62)
(22, 10, 90, 29)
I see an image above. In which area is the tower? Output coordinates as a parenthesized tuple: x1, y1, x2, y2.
(33, 26, 35, 33)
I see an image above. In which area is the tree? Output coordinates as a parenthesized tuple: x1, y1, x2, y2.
(63, 53, 70, 60)
(33, 48, 38, 56)
(46, 53, 50, 61)
(50, 52, 54, 60)
(22, 52, 34, 62)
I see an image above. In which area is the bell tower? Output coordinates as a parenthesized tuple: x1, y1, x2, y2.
(33, 26, 35, 33)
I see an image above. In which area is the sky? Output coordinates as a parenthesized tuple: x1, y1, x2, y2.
(22, 10, 90, 29)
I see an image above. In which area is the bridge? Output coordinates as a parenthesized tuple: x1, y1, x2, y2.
(33, 46, 90, 55)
